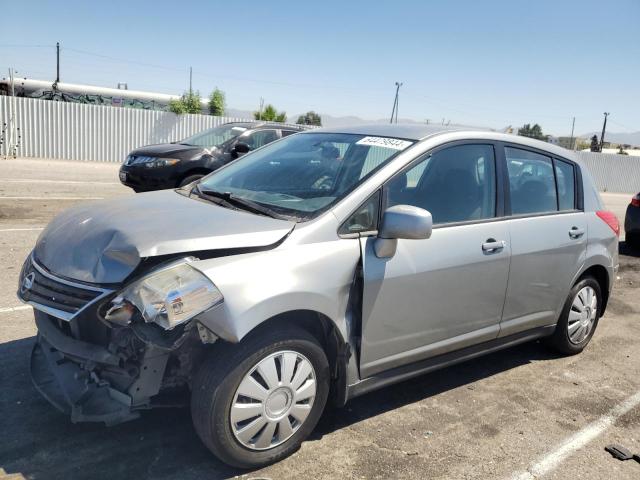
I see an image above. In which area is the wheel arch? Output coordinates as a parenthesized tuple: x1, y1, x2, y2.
(177, 167, 213, 186)
(201, 308, 352, 408)
(578, 264, 610, 316)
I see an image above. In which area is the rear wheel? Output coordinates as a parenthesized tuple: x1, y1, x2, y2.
(191, 326, 330, 468)
(547, 276, 601, 355)
(626, 232, 640, 248)
(179, 174, 204, 187)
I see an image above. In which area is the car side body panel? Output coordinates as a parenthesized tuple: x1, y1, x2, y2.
(358, 220, 511, 377)
(498, 212, 587, 337)
(193, 233, 360, 347)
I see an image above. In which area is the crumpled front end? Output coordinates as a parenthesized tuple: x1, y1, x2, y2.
(20, 255, 206, 425)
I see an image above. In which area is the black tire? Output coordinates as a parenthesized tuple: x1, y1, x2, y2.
(626, 232, 640, 248)
(546, 275, 602, 355)
(191, 326, 330, 469)
(179, 174, 204, 187)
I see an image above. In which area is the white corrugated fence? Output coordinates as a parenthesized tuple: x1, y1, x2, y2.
(1, 96, 246, 162)
(574, 151, 640, 194)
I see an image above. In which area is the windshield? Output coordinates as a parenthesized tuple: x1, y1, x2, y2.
(196, 132, 415, 220)
(180, 124, 248, 148)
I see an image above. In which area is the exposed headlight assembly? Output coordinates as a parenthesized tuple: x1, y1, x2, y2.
(105, 262, 223, 330)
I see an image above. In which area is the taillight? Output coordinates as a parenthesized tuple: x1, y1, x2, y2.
(596, 210, 620, 236)
(631, 194, 640, 208)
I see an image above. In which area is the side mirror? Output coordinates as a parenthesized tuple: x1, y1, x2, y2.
(231, 142, 251, 158)
(374, 205, 432, 258)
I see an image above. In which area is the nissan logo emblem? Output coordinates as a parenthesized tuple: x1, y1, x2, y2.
(21, 272, 35, 294)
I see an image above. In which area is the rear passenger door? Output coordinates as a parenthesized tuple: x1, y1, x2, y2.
(499, 145, 586, 337)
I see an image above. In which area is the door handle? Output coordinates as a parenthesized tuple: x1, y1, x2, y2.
(569, 227, 585, 239)
(482, 239, 506, 252)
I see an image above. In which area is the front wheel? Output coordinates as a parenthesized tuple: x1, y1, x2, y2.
(191, 326, 330, 468)
(547, 276, 601, 355)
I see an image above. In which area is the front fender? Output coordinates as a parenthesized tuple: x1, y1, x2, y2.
(192, 239, 361, 343)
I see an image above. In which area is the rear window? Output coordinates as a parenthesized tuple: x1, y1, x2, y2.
(506, 147, 557, 215)
(555, 159, 576, 211)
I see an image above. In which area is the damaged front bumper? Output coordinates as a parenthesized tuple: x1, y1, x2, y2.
(30, 311, 189, 425)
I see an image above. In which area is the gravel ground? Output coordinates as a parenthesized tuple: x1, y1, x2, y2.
(1, 158, 639, 480)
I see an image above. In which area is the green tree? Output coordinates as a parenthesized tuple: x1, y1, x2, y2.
(208, 88, 226, 116)
(168, 91, 202, 114)
(254, 104, 286, 122)
(517, 123, 546, 140)
(296, 111, 322, 126)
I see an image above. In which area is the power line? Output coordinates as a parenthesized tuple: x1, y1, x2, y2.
(0, 44, 54, 48)
(608, 119, 639, 132)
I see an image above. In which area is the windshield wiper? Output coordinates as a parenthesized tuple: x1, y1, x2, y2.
(195, 185, 292, 220)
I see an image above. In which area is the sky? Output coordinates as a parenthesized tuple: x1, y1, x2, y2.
(1, 0, 639, 136)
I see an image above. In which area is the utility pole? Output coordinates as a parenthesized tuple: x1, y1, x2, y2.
(569, 117, 575, 150)
(189, 66, 193, 95)
(389, 82, 402, 124)
(55, 42, 60, 84)
(5, 68, 17, 158)
(600, 112, 609, 152)
(258, 97, 264, 120)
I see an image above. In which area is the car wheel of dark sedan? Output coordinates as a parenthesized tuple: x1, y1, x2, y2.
(191, 326, 330, 468)
(626, 232, 640, 248)
(546, 275, 601, 355)
(179, 174, 204, 187)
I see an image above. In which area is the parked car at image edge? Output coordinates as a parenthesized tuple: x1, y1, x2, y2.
(18, 124, 619, 468)
(119, 121, 308, 192)
(624, 191, 640, 246)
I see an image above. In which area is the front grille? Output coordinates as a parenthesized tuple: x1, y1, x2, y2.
(19, 256, 110, 319)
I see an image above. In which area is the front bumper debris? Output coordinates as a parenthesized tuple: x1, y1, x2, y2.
(31, 337, 140, 425)
(30, 311, 173, 425)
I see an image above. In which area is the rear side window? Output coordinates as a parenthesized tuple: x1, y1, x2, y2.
(242, 129, 279, 149)
(506, 147, 557, 215)
(386, 144, 496, 225)
(554, 159, 576, 210)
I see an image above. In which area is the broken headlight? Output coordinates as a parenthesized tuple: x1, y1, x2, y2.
(105, 262, 223, 330)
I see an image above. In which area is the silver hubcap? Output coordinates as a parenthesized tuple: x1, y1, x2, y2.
(230, 350, 316, 450)
(568, 286, 598, 344)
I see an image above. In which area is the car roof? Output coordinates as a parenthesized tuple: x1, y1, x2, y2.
(303, 123, 580, 162)
(306, 123, 474, 141)
(223, 121, 310, 131)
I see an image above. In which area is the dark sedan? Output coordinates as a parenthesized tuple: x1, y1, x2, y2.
(624, 192, 640, 246)
(119, 122, 308, 192)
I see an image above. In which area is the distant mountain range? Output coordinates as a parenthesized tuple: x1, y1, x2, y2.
(226, 108, 472, 129)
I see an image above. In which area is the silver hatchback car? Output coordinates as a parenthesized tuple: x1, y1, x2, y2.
(18, 125, 619, 468)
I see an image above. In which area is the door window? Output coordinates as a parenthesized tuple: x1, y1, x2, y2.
(505, 147, 558, 215)
(386, 144, 496, 224)
(554, 159, 576, 211)
(241, 129, 279, 149)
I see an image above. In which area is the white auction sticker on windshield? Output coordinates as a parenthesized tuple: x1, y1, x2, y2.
(356, 136, 413, 150)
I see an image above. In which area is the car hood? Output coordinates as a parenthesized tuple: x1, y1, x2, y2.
(34, 190, 295, 284)
(129, 143, 206, 159)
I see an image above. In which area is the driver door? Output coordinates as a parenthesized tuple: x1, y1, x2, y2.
(359, 143, 511, 378)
